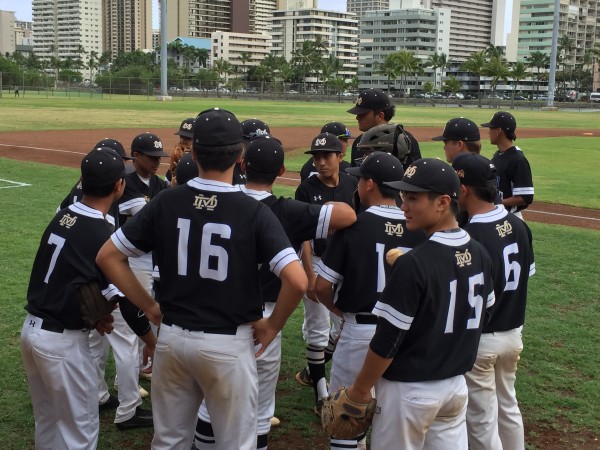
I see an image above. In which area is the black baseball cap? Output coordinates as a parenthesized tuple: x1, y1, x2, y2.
(346, 151, 404, 184)
(131, 133, 168, 157)
(452, 153, 497, 187)
(431, 118, 481, 142)
(347, 89, 391, 115)
(81, 147, 125, 187)
(93, 138, 134, 160)
(241, 118, 271, 142)
(175, 153, 199, 184)
(305, 133, 343, 154)
(175, 118, 195, 139)
(320, 122, 353, 140)
(385, 158, 460, 199)
(194, 108, 243, 148)
(244, 136, 284, 174)
(481, 111, 517, 137)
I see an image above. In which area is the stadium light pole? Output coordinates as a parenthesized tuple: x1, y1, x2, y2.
(547, 0, 560, 107)
(158, 0, 170, 100)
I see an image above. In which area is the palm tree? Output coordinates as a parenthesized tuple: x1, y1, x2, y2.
(443, 76, 462, 95)
(482, 55, 510, 100)
(374, 53, 399, 94)
(526, 51, 550, 98)
(292, 40, 319, 93)
(462, 51, 487, 107)
(485, 44, 505, 59)
(426, 53, 442, 90)
(87, 50, 98, 82)
(252, 62, 272, 99)
(212, 58, 233, 97)
(313, 36, 329, 57)
(237, 51, 252, 78)
(396, 50, 421, 102)
(558, 34, 574, 96)
(508, 61, 529, 108)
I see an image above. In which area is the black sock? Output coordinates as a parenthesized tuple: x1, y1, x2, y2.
(307, 344, 327, 401)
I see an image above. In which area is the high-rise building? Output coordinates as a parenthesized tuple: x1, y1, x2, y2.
(251, 0, 278, 34)
(358, 7, 450, 91)
(270, 7, 359, 81)
(211, 31, 272, 73)
(15, 20, 34, 47)
(104, 0, 152, 58)
(347, 0, 390, 17)
(0, 10, 16, 55)
(32, 0, 103, 65)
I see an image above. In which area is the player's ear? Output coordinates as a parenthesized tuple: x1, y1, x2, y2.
(240, 159, 247, 174)
(278, 164, 286, 177)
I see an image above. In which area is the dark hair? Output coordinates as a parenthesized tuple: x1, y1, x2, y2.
(377, 105, 396, 122)
(465, 141, 482, 154)
(193, 143, 242, 172)
(81, 179, 121, 197)
(427, 191, 459, 216)
(505, 130, 517, 141)
(375, 181, 400, 200)
(470, 183, 498, 203)
(245, 166, 278, 185)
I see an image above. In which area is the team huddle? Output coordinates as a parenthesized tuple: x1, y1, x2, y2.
(21, 89, 536, 450)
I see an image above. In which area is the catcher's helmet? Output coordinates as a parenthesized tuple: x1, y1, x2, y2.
(357, 124, 411, 163)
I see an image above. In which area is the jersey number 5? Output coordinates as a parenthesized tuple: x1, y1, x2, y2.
(444, 273, 484, 334)
(177, 219, 231, 281)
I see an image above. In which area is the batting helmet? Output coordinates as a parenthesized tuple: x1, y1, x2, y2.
(357, 124, 411, 163)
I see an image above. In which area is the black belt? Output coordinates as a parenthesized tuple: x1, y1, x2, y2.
(40, 321, 65, 333)
(355, 314, 378, 325)
(162, 318, 237, 335)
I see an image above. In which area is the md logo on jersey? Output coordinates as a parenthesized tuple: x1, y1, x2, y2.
(194, 194, 218, 211)
(496, 220, 513, 237)
(454, 249, 472, 267)
(313, 195, 323, 202)
(59, 213, 78, 229)
(385, 221, 404, 236)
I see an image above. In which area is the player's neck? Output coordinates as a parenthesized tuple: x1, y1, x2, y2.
(318, 172, 340, 187)
(199, 166, 236, 184)
(497, 140, 514, 152)
(245, 181, 272, 193)
(81, 195, 113, 216)
(424, 214, 459, 237)
(466, 200, 496, 217)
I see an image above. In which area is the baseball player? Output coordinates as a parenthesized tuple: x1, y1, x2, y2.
(452, 153, 535, 450)
(97, 108, 307, 450)
(347, 88, 421, 169)
(294, 132, 358, 414)
(195, 135, 357, 449)
(21, 148, 145, 449)
(300, 122, 353, 181)
(344, 158, 495, 450)
(431, 117, 482, 163)
(166, 118, 195, 185)
(480, 112, 534, 219)
(235, 118, 271, 184)
(314, 151, 426, 450)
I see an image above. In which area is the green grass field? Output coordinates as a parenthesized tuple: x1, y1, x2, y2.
(1, 98, 599, 448)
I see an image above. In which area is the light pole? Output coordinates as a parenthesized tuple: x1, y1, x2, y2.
(547, 0, 560, 107)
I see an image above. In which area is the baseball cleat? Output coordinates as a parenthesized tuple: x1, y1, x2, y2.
(295, 366, 313, 387)
(139, 386, 149, 399)
(314, 399, 324, 417)
(116, 407, 154, 430)
(140, 367, 152, 381)
(99, 394, 119, 411)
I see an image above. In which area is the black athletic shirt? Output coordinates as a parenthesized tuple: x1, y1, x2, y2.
(491, 146, 534, 213)
(112, 178, 298, 330)
(59, 181, 120, 229)
(295, 174, 357, 257)
(118, 171, 168, 225)
(350, 128, 422, 170)
(26, 203, 121, 330)
(316, 205, 426, 313)
(370, 229, 495, 382)
(241, 186, 333, 303)
(464, 205, 535, 332)
(300, 158, 352, 182)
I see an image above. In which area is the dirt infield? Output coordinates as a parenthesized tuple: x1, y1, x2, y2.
(1, 127, 599, 230)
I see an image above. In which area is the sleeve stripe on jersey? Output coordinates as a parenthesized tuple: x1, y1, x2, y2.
(487, 291, 495, 308)
(372, 301, 413, 330)
(119, 198, 147, 214)
(111, 229, 147, 258)
(269, 248, 300, 277)
(102, 284, 123, 301)
(529, 262, 536, 276)
(316, 204, 333, 239)
(315, 260, 343, 284)
(512, 187, 534, 195)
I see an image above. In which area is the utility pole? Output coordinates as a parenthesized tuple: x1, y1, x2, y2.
(547, 0, 560, 107)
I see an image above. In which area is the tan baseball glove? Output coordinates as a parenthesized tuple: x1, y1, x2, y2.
(78, 281, 116, 330)
(321, 387, 377, 439)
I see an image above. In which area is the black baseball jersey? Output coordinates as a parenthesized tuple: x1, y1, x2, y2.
(300, 158, 352, 181)
(350, 128, 421, 170)
(316, 205, 426, 313)
(118, 172, 168, 225)
(112, 178, 297, 330)
(26, 203, 120, 330)
(491, 146, 534, 212)
(294, 174, 357, 257)
(465, 205, 535, 332)
(59, 181, 120, 228)
(370, 229, 495, 382)
(241, 186, 334, 303)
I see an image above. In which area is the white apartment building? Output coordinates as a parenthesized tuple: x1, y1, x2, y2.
(252, 0, 278, 34)
(211, 31, 272, 74)
(15, 20, 34, 47)
(347, 0, 391, 17)
(270, 8, 359, 81)
(0, 10, 16, 55)
(32, 0, 103, 65)
(358, 7, 451, 91)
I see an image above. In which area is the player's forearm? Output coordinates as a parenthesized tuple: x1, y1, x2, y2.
(96, 240, 159, 323)
(269, 261, 308, 330)
(300, 241, 315, 275)
(349, 349, 393, 403)
(326, 202, 357, 230)
(314, 275, 335, 311)
(503, 195, 531, 207)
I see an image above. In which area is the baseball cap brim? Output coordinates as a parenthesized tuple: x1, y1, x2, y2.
(345, 167, 362, 177)
(347, 105, 373, 115)
(383, 180, 431, 192)
(431, 135, 446, 141)
(121, 155, 136, 160)
(138, 150, 169, 157)
(175, 130, 193, 138)
(305, 148, 342, 154)
(480, 122, 493, 128)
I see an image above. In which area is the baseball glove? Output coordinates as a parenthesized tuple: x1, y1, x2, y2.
(321, 387, 377, 439)
(78, 281, 116, 330)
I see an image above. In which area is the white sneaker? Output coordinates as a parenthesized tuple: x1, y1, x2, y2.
(139, 386, 149, 399)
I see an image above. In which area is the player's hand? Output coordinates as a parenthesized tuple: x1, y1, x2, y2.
(142, 342, 155, 367)
(306, 273, 318, 302)
(346, 384, 373, 404)
(95, 314, 115, 335)
(252, 318, 279, 357)
(145, 302, 163, 327)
